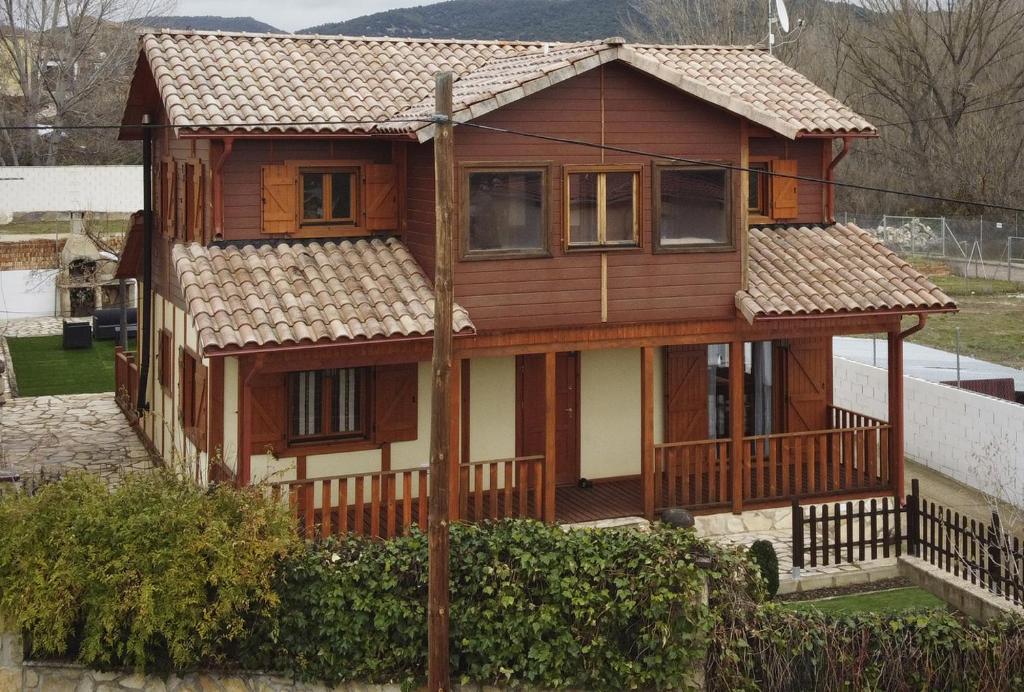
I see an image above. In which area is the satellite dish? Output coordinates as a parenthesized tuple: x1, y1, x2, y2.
(775, 0, 791, 33)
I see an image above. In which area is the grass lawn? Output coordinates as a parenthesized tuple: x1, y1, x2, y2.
(0, 218, 128, 236)
(7, 335, 134, 396)
(783, 587, 947, 616)
(898, 258, 1024, 370)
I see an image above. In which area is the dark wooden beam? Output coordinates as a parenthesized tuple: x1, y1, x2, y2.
(887, 330, 905, 501)
(544, 351, 557, 522)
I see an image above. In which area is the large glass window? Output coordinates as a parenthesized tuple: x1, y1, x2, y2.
(567, 169, 639, 248)
(655, 166, 732, 250)
(289, 367, 366, 442)
(463, 168, 547, 257)
(300, 168, 357, 225)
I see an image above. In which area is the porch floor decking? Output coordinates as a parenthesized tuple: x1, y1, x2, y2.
(556, 477, 643, 523)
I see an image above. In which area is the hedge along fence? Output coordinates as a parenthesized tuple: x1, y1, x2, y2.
(0, 472, 741, 690)
(709, 603, 1024, 691)
(240, 522, 727, 690)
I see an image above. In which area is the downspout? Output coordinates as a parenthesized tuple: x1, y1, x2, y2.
(136, 114, 154, 413)
(825, 137, 851, 224)
(212, 137, 234, 239)
(899, 313, 928, 339)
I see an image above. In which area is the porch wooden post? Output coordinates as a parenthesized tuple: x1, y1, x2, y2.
(544, 351, 557, 522)
(238, 357, 253, 487)
(641, 346, 655, 520)
(887, 330, 905, 501)
(729, 340, 745, 514)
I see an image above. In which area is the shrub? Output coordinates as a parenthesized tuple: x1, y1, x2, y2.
(709, 604, 1024, 691)
(747, 540, 779, 597)
(0, 471, 297, 671)
(244, 521, 730, 690)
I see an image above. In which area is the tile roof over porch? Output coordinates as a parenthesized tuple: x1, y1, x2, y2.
(737, 223, 957, 322)
(174, 237, 474, 352)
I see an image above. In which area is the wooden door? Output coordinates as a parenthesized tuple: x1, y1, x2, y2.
(663, 345, 709, 442)
(516, 352, 580, 486)
(779, 337, 830, 433)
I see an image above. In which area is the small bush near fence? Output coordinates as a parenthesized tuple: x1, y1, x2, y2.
(0, 472, 297, 671)
(747, 540, 779, 598)
(710, 603, 1024, 691)
(242, 521, 734, 690)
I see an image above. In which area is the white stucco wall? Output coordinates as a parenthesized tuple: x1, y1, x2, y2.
(0, 269, 57, 318)
(469, 356, 517, 462)
(833, 356, 1024, 506)
(0, 166, 142, 214)
(580, 349, 646, 480)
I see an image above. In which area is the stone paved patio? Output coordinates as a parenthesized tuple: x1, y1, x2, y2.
(0, 316, 66, 338)
(0, 393, 154, 486)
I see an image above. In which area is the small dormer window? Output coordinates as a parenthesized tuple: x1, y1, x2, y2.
(300, 168, 358, 225)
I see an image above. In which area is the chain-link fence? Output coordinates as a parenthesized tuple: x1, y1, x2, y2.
(838, 211, 1024, 283)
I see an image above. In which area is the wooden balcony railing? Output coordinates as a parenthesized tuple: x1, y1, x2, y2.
(654, 439, 731, 511)
(114, 346, 138, 414)
(655, 407, 892, 512)
(459, 455, 544, 521)
(269, 465, 429, 540)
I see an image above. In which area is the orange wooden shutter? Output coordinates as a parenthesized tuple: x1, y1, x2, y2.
(162, 159, 175, 236)
(175, 161, 187, 238)
(261, 164, 296, 234)
(663, 345, 709, 442)
(194, 360, 209, 451)
(189, 159, 204, 242)
(373, 363, 418, 443)
(770, 159, 799, 219)
(780, 337, 829, 433)
(364, 163, 399, 231)
(249, 371, 287, 453)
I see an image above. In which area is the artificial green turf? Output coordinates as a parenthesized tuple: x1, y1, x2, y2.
(7, 335, 135, 396)
(783, 587, 947, 616)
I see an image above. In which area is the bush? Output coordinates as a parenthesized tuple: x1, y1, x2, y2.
(244, 521, 730, 690)
(747, 540, 779, 597)
(0, 472, 297, 671)
(709, 604, 1024, 691)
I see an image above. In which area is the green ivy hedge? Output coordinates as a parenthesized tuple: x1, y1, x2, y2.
(0, 472, 297, 671)
(243, 521, 723, 690)
(709, 602, 1024, 691)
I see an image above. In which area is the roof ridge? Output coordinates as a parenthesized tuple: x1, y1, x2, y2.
(630, 42, 769, 51)
(139, 28, 557, 47)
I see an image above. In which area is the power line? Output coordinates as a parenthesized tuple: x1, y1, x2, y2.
(454, 120, 1024, 214)
(876, 97, 1024, 128)
(0, 117, 429, 131)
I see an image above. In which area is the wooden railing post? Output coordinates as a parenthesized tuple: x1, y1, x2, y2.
(791, 497, 804, 578)
(729, 340, 745, 514)
(641, 347, 655, 520)
(989, 511, 1003, 596)
(907, 478, 920, 557)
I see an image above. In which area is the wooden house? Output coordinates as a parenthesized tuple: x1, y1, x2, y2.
(115, 31, 956, 536)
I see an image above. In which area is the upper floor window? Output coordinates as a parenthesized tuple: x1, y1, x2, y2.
(566, 167, 639, 249)
(462, 166, 548, 259)
(300, 168, 357, 226)
(654, 165, 732, 251)
(289, 367, 367, 443)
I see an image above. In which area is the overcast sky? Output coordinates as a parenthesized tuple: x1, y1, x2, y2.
(172, 0, 443, 32)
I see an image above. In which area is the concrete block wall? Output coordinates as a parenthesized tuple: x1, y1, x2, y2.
(833, 357, 1024, 506)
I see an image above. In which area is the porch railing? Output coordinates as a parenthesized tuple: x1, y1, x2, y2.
(114, 346, 138, 414)
(459, 455, 545, 521)
(654, 439, 731, 511)
(656, 406, 892, 511)
(269, 465, 429, 540)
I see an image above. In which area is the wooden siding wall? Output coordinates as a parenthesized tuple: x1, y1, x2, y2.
(220, 139, 392, 240)
(749, 137, 828, 224)
(433, 62, 748, 332)
(404, 142, 437, 280)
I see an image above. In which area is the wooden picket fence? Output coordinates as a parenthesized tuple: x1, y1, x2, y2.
(792, 479, 1024, 608)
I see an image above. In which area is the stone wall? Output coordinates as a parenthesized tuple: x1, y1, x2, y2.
(0, 239, 63, 271)
(833, 356, 1024, 506)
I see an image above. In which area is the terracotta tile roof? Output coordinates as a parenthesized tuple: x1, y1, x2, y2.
(174, 237, 474, 352)
(737, 224, 957, 322)
(130, 32, 873, 140)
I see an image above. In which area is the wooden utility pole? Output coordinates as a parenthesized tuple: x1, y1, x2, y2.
(427, 70, 455, 692)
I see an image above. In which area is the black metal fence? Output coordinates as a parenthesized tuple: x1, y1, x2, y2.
(792, 479, 1024, 607)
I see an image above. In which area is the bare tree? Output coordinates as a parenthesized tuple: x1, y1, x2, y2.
(822, 0, 1024, 215)
(625, 0, 767, 45)
(0, 0, 173, 166)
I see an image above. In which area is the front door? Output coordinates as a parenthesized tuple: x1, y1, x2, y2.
(516, 352, 580, 486)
